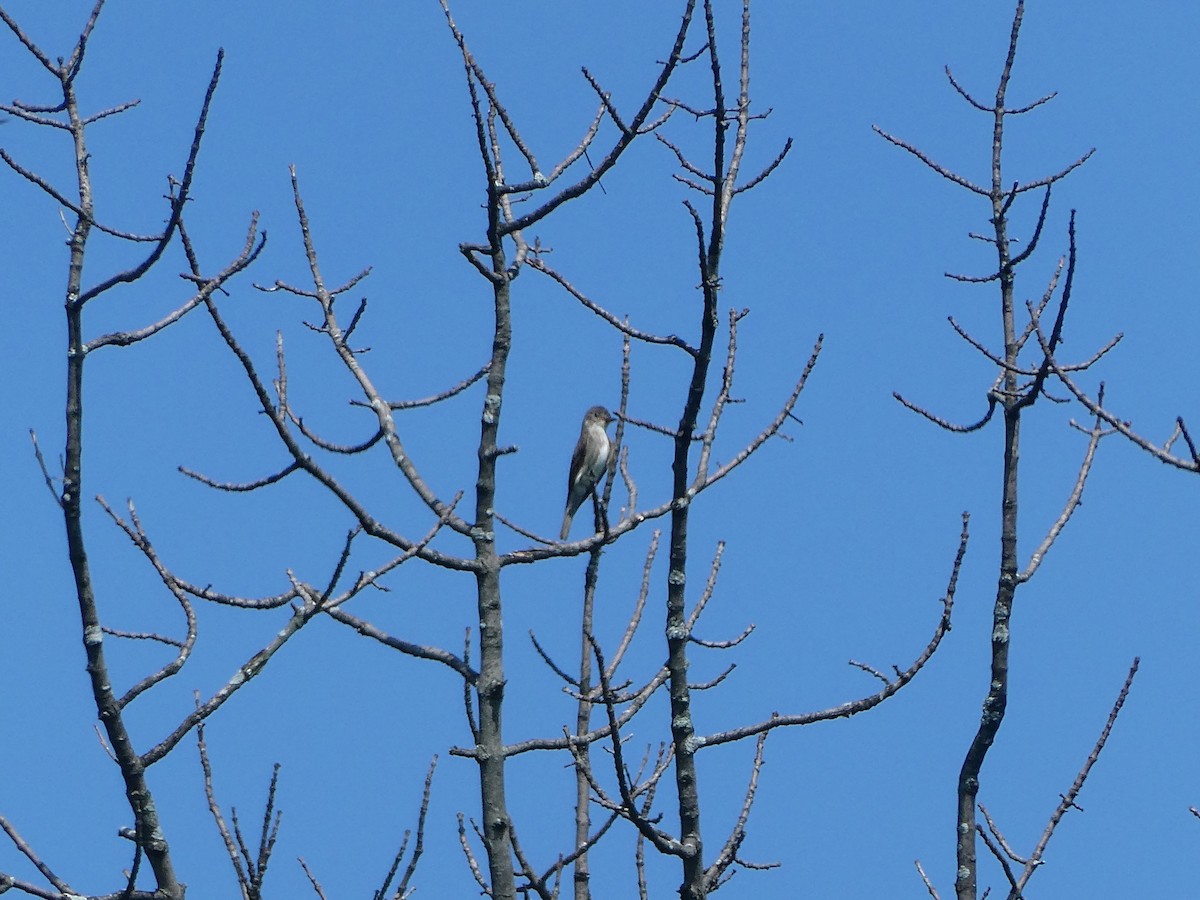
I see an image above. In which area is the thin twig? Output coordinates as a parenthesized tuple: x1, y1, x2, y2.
(1012, 658, 1140, 894)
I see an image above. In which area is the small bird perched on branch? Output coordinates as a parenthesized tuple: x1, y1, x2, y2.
(560, 406, 614, 540)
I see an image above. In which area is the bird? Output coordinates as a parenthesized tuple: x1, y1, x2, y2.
(560, 406, 614, 540)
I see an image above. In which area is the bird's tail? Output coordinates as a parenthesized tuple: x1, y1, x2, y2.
(560, 511, 573, 541)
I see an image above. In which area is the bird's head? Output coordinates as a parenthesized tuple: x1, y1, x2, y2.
(586, 406, 613, 428)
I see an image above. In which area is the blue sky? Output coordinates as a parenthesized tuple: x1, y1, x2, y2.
(2, 2, 1198, 898)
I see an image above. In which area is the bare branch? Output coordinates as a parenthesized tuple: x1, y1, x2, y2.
(382, 362, 491, 410)
(1014, 256, 1064, 354)
(498, 1, 700, 234)
(948, 317, 1034, 374)
(493, 667, 670, 757)
(871, 126, 989, 195)
(977, 817, 1020, 894)
(0, 102, 69, 127)
(698, 334, 823, 491)
(456, 813, 491, 895)
(688, 663, 735, 691)
(95, 497, 197, 709)
(290, 415, 383, 455)
(62, 0, 107, 82)
(1009, 185, 1052, 266)
(282, 166, 472, 535)
(28, 429, 64, 509)
(85, 211, 264, 351)
(78, 49, 227, 306)
(0, 5, 60, 74)
(180, 460, 301, 492)
(298, 858, 329, 900)
(704, 731, 769, 888)
(1, 147, 85, 210)
(944, 65, 992, 112)
(1059, 332, 1123, 373)
(1012, 658, 1140, 895)
(848, 659, 890, 687)
(1014, 148, 1095, 194)
(608, 532, 659, 673)
(588, 633, 688, 857)
(915, 859, 942, 899)
(1014, 210, 1078, 412)
(197, 711, 249, 894)
(318, 504, 478, 679)
(1054, 371, 1200, 472)
(0, 815, 74, 896)
(543, 104, 606, 186)
(894, 390, 998, 434)
(80, 97, 140, 125)
(140, 590, 325, 767)
(374, 756, 437, 900)
(658, 131, 713, 183)
(528, 257, 697, 353)
(201, 293, 478, 569)
(1017, 396, 1109, 583)
(325, 605, 477, 682)
(698, 512, 966, 749)
(978, 804, 1029, 867)
(101, 627, 185, 648)
(529, 629, 578, 687)
(582, 67, 629, 135)
(732, 137, 793, 196)
(689, 623, 753, 651)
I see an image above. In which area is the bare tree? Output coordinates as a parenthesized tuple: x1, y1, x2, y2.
(183, 1, 952, 893)
(4, 3, 1170, 900)
(532, 5, 960, 899)
(0, 1, 953, 897)
(2, 2, 262, 895)
(874, 2, 1140, 897)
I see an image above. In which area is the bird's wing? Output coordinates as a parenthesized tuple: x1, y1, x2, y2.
(567, 434, 588, 495)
